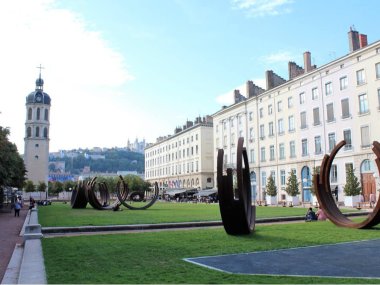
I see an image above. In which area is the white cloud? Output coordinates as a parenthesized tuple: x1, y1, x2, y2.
(261, 50, 295, 63)
(0, 0, 136, 152)
(232, 0, 294, 17)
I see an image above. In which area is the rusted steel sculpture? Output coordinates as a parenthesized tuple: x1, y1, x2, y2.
(70, 181, 88, 208)
(116, 175, 159, 210)
(217, 137, 255, 235)
(314, 140, 380, 229)
(70, 176, 159, 210)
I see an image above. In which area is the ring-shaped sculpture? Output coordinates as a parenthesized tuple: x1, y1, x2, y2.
(314, 140, 380, 229)
(217, 137, 255, 235)
(116, 176, 159, 210)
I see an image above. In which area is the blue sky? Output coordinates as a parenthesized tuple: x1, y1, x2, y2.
(1, 0, 380, 152)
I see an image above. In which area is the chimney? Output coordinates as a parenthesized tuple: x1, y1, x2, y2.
(303, 51, 312, 73)
(348, 27, 360, 52)
(359, 34, 368, 48)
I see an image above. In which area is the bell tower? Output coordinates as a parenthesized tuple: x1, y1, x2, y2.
(24, 66, 51, 186)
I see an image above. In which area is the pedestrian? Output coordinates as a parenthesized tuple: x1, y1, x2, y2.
(316, 207, 327, 221)
(305, 207, 317, 221)
(334, 186, 338, 202)
(14, 200, 21, 217)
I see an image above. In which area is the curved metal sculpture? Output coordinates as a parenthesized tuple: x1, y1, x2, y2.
(314, 140, 380, 229)
(217, 137, 255, 235)
(70, 176, 158, 210)
(70, 181, 88, 208)
(116, 176, 159, 210)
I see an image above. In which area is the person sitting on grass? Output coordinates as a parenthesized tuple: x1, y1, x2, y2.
(305, 207, 317, 221)
(316, 207, 327, 221)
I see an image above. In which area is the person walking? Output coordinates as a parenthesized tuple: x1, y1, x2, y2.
(14, 200, 21, 217)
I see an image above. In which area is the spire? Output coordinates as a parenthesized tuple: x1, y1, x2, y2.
(35, 64, 44, 91)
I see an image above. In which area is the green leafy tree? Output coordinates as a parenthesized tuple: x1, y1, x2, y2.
(63, 180, 76, 192)
(310, 167, 320, 196)
(285, 170, 300, 197)
(344, 168, 362, 196)
(266, 175, 277, 196)
(37, 181, 47, 193)
(24, 180, 35, 193)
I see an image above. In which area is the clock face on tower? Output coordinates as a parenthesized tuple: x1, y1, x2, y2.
(35, 94, 42, 103)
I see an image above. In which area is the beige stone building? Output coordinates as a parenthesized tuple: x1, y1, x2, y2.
(213, 28, 380, 205)
(145, 116, 214, 190)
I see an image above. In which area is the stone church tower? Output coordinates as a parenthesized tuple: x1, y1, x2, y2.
(24, 70, 51, 186)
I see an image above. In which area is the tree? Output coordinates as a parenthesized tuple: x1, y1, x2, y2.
(63, 180, 76, 192)
(344, 168, 362, 196)
(24, 180, 35, 193)
(266, 175, 277, 196)
(285, 170, 300, 197)
(37, 181, 47, 193)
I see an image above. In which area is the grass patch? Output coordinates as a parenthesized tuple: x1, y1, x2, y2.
(37, 202, 338, 227)
(42, 220, 380, 283)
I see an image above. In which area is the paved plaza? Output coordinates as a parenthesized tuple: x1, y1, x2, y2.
(186, 238, 380, 279)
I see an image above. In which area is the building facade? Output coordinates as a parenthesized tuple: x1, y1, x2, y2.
(145, 116, 214, 190)
(213, 29, 380, 204)
(24, 73, 51, 186)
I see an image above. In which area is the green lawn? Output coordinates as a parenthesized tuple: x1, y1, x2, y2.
(42, 220, 380, 284)
(38, 201, 337, 227)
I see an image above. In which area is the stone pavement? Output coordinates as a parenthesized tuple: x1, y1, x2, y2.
(0, 206, 27, 281)
(186, 239, 380, 279)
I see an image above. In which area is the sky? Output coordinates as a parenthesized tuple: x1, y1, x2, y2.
(1, 0, 380, 153)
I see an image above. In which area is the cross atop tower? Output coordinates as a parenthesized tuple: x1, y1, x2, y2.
(36, 64, 44, 79)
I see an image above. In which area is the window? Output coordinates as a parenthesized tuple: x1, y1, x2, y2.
(302, 139, 308, 156)
(249, 128, 254, 141)
(378, 89, 380, 109)
(325, 82, 332, 96)
(328, 133, 336, 152)
(28, 108, 32, 120)
(279, 143, 285, 160)
(344, 129, 352, 150)
(312, 87, 318, 100)
(315, 136, 322, 154)
(35, 126, 40, 137)
(230, 118, 234, 127)
(345, 163, 353, 181)
(330, 164, 338, 183)
(259, 108, 264, 118)
(223, 121, 227, 130)
(376, 63, 380, 79)
(278, 119, 284, 134)
(223, 135, 227, 147)
(268, 104, 273, 115)
(290, 141, 296, 158)
(260, 124, 265, 139)
(340, 76, 348, 90)
(277, 101, 283, 112)
(43, 128, 48, 138)
(36, 108, 40, 120)
(280, 170, 286, 186)
(270, 171, 276, 185)
(299, 92, 305, 104)
(239, 130, 243, 138)
(361, 125, 370, 147)
(270, 145, 275, 161)
(356, 69, 366, 85)
(359, 93, 369, 114)
(326, 103, 335, 122)
(238, 116, 242, 125)
(27, 127, 31, 137)
(300, 112, 307, 129)
(261, 171, 267, 190)
(288, 96, 293, 108)
(268, 122, 274, 137)
(313, 107, 320, 126)
(260, 147, 266, 162)
(249, 112, 253, 121)
(250, 149, 255, 163)
(341, 98, 350, 118)
(288, 115, 295, 131)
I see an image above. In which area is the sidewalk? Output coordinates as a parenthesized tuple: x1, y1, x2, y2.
(0, 206, 28, 281)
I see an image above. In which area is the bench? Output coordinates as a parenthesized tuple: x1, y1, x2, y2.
(356, 201, 372, 209)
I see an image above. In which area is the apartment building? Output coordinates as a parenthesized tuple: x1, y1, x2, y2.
(213, 29, 380, 204)
(145, 116, 214, 190)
